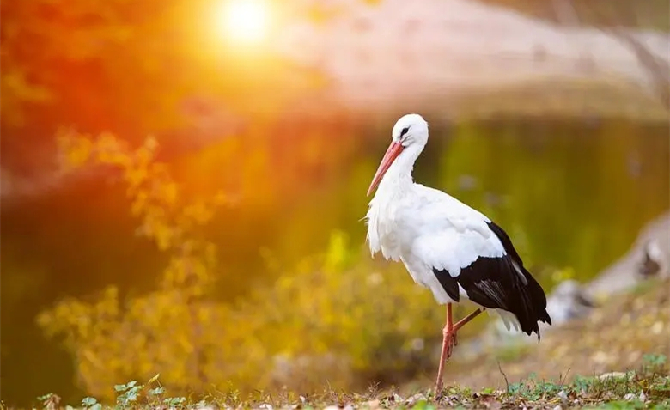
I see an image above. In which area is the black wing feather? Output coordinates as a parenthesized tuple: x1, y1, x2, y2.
(433, 221, 552, 337)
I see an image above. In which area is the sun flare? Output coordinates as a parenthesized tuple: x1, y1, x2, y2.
(220, 0, 270, 44)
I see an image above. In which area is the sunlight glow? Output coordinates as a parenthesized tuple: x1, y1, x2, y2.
(220, 0, 270, 44)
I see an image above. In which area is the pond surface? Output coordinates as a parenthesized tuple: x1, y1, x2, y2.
(1, 116, 668, 405)
(271, 117, 669, 282)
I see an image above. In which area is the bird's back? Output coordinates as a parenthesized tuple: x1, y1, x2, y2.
(366, 182, 491, 262)
(403, 184, 493, 237)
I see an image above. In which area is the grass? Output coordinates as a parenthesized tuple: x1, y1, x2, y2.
(14, 354, 669, 410)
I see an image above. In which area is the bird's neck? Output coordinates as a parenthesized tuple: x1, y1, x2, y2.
(377, 144, 422, 197)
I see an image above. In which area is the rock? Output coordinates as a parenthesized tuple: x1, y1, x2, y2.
(404, 392, 428, 406)
(557, 390, 568, 403)
(586, 211, 670, 299)
(489, 278, 597, 342)
(639, 391, 647, 402)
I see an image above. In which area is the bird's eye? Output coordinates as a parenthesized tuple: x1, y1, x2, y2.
(399, 126, 410, 138)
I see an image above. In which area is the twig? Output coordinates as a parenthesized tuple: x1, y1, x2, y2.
(558, 367, 572, 387)
(496, 360, 510, 393)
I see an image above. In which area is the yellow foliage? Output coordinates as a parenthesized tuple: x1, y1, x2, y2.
(39, 223, 445, 398)
(39, 131, 227, 398)
(220, 230, 444, 391)
(40, 130, 447, 399)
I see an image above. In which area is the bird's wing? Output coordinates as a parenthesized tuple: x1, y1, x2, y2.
(408, 194, 551, 336)
(410, 215, 504, 278)
(409, 184, 494, 238)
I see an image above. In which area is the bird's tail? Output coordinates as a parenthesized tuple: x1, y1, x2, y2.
(516, 266, 552, 338)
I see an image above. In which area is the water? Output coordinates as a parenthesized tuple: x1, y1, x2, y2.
(270, 117, 668, 283)
(1, 117, 668, 405)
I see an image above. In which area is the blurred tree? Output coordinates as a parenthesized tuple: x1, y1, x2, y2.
(0, 0, 326, 184)
(38, 131, 229, 398)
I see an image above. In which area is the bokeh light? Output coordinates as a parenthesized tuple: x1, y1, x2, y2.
(219, 0, 270, 44)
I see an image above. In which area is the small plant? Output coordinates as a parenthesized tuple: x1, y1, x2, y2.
(37, 393, 60, 410)
(110, 374, 189, 409)
(34, 374, 188, 410)
(409, 400, 436, 410)
(114, 380, 141, 407)
(81, 397, 101, 410)
(506, 373, 562, 401)
(480, 387, 495, 395)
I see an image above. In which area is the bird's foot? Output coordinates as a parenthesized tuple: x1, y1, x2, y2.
(434, 381, 444, 401)
(435, 330, 457, 401)
(441, 328, 458, 355)
(434, 378, 455, 401)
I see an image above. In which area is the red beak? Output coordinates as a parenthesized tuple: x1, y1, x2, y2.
(367, 142, 404, 196)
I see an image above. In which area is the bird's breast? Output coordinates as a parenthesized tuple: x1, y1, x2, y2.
(366, 199, 414, 262)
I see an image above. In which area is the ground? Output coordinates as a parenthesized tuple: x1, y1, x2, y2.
(20, 279, 670, 409)
(426, 277, 670, 392)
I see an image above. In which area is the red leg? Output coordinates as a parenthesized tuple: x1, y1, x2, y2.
(434, 303, 455, 399)
(434, 307, 485, 400)
(453, 308, 484, 332)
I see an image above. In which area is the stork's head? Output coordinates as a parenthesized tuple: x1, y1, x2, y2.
(367, 113, 429, 196)
(392, 113, 429, 147)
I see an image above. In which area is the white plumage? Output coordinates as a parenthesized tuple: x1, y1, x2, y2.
(364, 113, 551, 397)
(368, 183, 502, 302)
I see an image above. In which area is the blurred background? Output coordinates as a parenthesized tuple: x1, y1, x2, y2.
(1, 0, 669, 406)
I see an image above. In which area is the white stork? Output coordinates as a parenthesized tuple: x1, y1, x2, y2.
(364, 113, 551, 398)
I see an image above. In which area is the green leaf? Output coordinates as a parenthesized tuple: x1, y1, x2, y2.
(164, 397, 186, 406)
(82, 397, 98, 406)
(150, 387, 166, 395)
